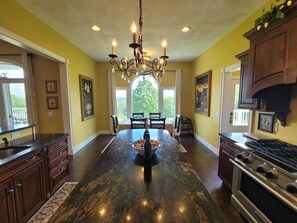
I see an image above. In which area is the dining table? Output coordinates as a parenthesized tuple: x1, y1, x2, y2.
(119, 118, 174, 136)
(48, 129, 228, 223)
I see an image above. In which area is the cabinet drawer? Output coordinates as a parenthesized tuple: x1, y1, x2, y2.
(48, 147, 68, 165)
(220, 137, 236, 154)
(47, 137, 67, 154)
(49, 163, 69, 194)
(49, 159, 69, 176)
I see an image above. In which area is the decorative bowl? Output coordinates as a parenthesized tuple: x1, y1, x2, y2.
(132, 139, 160, 156)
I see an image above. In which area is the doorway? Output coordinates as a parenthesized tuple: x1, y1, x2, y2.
(219, 63, 252, 133)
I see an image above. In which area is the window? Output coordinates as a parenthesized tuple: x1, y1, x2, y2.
(0, 61, 28, 129)
(115, 88, 128, 121)
(233, 83, 249, 126)
(131, 76, 158, 118)
(162, 88, 175, 122)
(114, 75, 176, 121)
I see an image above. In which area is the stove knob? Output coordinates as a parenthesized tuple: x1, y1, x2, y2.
(243, 155, 253, 164)
(237, 152, 246, 160)
(256, 164, 269, 173)
(287, 182, 297, 194)
(266, 169, 278, 179)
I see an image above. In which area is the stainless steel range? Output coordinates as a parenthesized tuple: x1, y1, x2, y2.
(230, 139, 297, 223)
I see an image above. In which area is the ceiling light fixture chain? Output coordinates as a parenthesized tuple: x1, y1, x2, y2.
(108, 0, 169, 82)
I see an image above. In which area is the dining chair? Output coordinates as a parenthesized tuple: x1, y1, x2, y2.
(130, 118, 147, 129)
(132, 112, 145, 118)
(149, 118, 166, 129)
(149, 112, 161, 118)
(173, 114, 182, 144)
(110, 114, 119, 135)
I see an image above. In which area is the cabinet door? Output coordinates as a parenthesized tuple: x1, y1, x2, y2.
(218, 145, 234, 190)
(14, 159, 46, 222)
(236, 51, 258, 109)
(0, 179, 17, 223)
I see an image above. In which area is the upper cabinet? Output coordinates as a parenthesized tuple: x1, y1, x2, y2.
(244, 4, 297, 98)
(236, 51, 259, 109)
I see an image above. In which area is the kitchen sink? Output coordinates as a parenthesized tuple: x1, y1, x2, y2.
(0, 146, 31, 159)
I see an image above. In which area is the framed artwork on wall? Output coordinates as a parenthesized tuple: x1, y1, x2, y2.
(258, 113, 274, 133)
(47, 96, 59, 109)
(195, 70, 212, 116)
(45, 80, 58, 93)
(79, 75, 94, 121)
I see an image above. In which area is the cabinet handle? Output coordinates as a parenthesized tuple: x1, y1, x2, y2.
(8, 189, 14, 193)
(55, 142, 63, 147)
(16, 183, 22, 187)
(56, 151, 63, 157)
(25, 155, 36, 163)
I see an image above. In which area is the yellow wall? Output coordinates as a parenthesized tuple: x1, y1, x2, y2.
(0, 0, 98, 147)
(193, 0, 297, 148)
(33, 55, 64, 133)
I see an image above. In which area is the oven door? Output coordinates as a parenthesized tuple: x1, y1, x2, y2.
(230, 159, 297, 223)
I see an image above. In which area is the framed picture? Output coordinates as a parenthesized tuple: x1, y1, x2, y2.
(258, 113, 274, 133)
(47, 96, 59, 109)
(195, 70, 212, 116)
(45, 80, 58, 93)
(79, 75, 94, 121)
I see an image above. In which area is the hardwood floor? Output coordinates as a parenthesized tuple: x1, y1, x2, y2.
(67, 134, 246, 223)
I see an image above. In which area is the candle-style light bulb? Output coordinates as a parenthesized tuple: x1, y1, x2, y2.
(162, 39, 167, 56)
(112, 38, 117, 55)
(131, 21, 137, 43)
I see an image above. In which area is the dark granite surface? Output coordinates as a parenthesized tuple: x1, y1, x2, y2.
(219, 132, 256, 144)
(0, 133, 68, 166)
(49, 129, 228, 223)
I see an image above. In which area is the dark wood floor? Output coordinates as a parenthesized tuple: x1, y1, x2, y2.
(67, 134, 246, 223)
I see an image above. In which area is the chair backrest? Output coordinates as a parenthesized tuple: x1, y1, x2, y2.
(149, 118, 166, 129)
(149, 112, 161, 118)
(132, 112, 144, 118)
(130, 118, 147, 129)
(110, 114, 119, 135)
(174, 114, 182, 133)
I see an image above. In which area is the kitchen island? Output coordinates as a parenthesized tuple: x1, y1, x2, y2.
(49, 129, 228, 222)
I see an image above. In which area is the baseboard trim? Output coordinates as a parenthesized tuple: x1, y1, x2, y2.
(71, 131, 101, 155)
(194, 133, 219, 156)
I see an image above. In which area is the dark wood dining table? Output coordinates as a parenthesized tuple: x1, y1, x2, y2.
(48, 129, 228, 223)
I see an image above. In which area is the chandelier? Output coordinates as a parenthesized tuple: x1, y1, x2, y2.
(108, 0, 169, 81)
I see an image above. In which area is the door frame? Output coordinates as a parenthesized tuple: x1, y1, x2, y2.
(219, 63, 253, 134)
(0, 26, 74, 154)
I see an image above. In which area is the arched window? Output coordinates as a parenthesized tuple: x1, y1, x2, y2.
(131, 76, 159, 117)
(0, 61, 28, 129)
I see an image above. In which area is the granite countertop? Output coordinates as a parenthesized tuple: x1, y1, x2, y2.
(0, 133, 68, 166)
(49, 129, 228, 223)
(219, 132, 256, 144)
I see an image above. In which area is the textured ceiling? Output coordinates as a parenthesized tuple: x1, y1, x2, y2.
(15, 0, 267, 62)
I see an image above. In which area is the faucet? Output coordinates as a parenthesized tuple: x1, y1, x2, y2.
(2, 137, 8, 146)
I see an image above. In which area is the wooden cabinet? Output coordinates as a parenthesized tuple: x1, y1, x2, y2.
(218, 137, 236, 190)
(236, 51, 259, 109)
(44, 137, 69, 196)
(0, 150, 46, 223)
(244, 5, 297, 98)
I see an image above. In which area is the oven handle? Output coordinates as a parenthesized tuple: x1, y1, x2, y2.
(230, 159, 297, 212)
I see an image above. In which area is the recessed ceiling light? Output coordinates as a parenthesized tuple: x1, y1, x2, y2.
(181, 26, 191, 32)
(91, 25, 100, 31)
